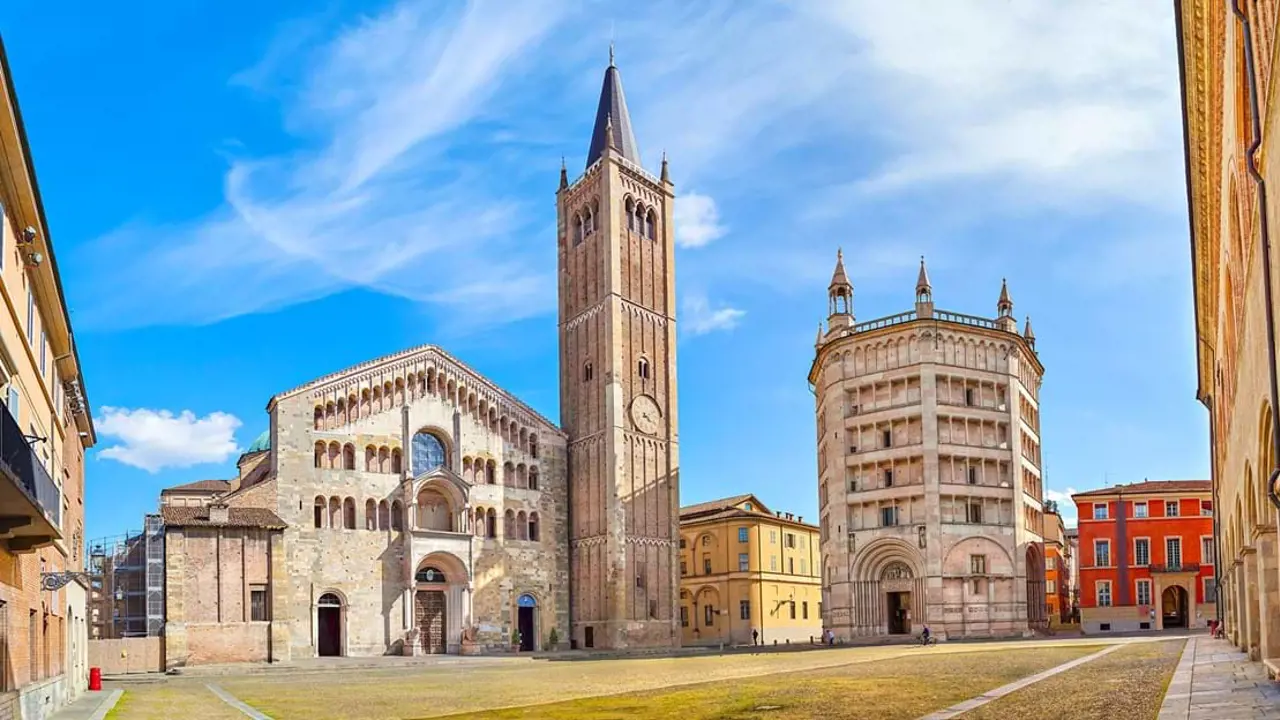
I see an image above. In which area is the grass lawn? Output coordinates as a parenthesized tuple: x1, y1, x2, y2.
(962, 639, 1185, 720)
(105, 683, 247, 720)
(436, 645, 1105, 720)
(205, 645, 1096, 720)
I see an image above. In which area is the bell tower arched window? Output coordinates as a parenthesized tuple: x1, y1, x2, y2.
(646, 209, 657, 240)
(638, 357, 650, 380)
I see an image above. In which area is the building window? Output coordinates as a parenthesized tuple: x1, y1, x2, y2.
(638, 358, 650, 379)
(1097, 581, 1112, 607)
(738, 553, 749, 572)
(1094, 540, 1110, 567)
(680, 561, 687, 576)
(882, 429, 892, 448)
(966, 500, 983, 524)
(703, 536, 711, 546)
(1166, 537, 1182, 568)
(740, 600, 750, 620)
(881, 506, 899, 527)
(744, 503, 753, 511)
(1047, 579, 1056, 593)
(1202, 537, 1215, 565)
(704, 605, 714, 627)
(788, 557, 795, 574)
(965, 388, 975, 406)
(738, 527, 749, 543)
(1134, 538, 1150, 567)
(6, 386, 18, 421)
(789, 601, 796, 619)
(1134, 501, 1148, 518)
(26, 288, 34, 345)
(970, 555, 986, 574)
(250, 585, 268, 621)
(770, 531, 777, 544)
(883, 469, 894, 487)
(968, 466, 977, 485)
(785, 533, 796, 548)
(1201, 500, 1213, 516)
(1047, 557, 1056, 570)
(802, 601, 809, 619)
(39, 333, 46, 376)
(583, 362, 593, 381)
(1204, 578, 1218, 603)
(679, 538, 686, 549)
(800, 559, 808, 575)
(770, 555, 777, 571)
(1093, 503, 1108, 520)
(411, 431, 447, 474)
(703, 557, 712, 574)
(680, 606, 689, 627)
(1165, 500, 1179, 517)
(1136, 579, 1152, 606)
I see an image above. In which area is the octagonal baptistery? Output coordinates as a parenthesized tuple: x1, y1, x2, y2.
(267, 344, 568, 657)
(810, 253, 1047, 641)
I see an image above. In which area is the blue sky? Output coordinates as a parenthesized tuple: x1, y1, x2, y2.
(2, 0, 1203, 539)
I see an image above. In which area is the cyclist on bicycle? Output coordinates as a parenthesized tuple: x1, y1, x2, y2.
(921, 625, 932, 645)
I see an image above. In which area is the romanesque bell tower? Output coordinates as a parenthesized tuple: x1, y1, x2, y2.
(557, 53, 680, 649)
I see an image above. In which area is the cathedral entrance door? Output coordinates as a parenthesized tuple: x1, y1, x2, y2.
(887, 592, 911, 635)
(317, 593, 343, 657)
(416, 590, 447, 654)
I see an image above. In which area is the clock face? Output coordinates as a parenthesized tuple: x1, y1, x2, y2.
(630, 395, 662, 435)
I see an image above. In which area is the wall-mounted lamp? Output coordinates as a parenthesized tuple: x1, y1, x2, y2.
(20, 226, 37, 245)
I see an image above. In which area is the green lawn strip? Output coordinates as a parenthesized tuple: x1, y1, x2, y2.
(962, 639, 1185, 720)
(430, 646, 1106, 720)
(104, 684, 248, 720)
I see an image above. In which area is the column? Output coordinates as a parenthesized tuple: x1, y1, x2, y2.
(1244, 548, 1261, 659)
(1255, 530, 1280, 660)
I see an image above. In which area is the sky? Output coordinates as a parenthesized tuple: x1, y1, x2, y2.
(1, 0, 1204, 539)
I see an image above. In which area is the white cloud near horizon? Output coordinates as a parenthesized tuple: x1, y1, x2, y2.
(673, 192, 726, 248)
(96, 407, 243, 473)
(1045, 486, 1081, 526)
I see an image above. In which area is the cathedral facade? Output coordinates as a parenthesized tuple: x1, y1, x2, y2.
(160, 57, 680, 665)
(811, 254, 1047, 641)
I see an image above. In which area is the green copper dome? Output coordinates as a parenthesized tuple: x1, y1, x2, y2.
(246, 430, 270, 454)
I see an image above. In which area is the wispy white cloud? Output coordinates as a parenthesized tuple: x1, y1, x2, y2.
(96, 407, 242, 473)
(74, 0, 567, 330)
(682, 294, 745, 336)
(1045, 486, 1080, 526)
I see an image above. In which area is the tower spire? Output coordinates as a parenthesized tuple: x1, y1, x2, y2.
(660, 150, 670, 184)
(1023, 315, 1036, 349)
(585, 56, 640, 168)
(915, 256, 932, 299)
(997, 278, 1013, 318)
(559, 157, 568, 190)
(828, 248, 854, 323)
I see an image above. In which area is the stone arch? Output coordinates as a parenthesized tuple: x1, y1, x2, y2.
(314, 441, 325, 469)
(1260, 400, 1276, 513)
(378, 500, 390, 531)
(328, 496, 341, 528)
(364, 499, 376, 530)
(327, 441, 340, 469)
(313, 496, 326, 528)
(394, 377, 405, 406)
(1246, 463, 1259, 529)
(516, 510, 528, 540)
(412, 426, 453, 475)
(314, 405, 324, 430)
(360, 388, 371, 416)
(365, 445, 377, 472)
(390, 500, 404, 531)
(336, 397, 347, 425)
(416, 485, 455, 531)
(415, 551, 469, 584)
(486, 508, 497, 538)
(378, 446, 391, 473)
(852, 537, 925, 582)
(694, 530, 718, 551)
(941, 535, 1015, 575)
(342, 443, 355, 471)
(504, 509, 516, 538)
(528, 511, 540, 541)
(343, 497, 356, 529)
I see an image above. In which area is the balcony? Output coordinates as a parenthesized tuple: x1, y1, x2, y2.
(0, 399, 61, 552)
(1149, 563, 1201, 574)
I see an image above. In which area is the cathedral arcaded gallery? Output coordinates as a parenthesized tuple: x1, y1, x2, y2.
(158, 56, 681, 666)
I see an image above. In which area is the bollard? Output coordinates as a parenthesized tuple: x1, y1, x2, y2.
(88, 667, 102, 692)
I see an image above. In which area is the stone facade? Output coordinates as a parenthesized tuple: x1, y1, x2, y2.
(558, 59, 681, 649)
(1178, 0, 1280, 668)
(812, 255, 1046, 641)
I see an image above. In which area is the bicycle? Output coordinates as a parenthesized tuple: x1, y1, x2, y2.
(919, 633, 937, 647)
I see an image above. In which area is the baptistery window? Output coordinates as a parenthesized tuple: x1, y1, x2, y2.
(412, 431, 448, 473)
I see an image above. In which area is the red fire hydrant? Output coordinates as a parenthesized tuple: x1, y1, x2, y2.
(88, 667, 102, 692)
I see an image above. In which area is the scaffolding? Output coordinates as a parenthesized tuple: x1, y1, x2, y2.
(88, 514, 164, 639)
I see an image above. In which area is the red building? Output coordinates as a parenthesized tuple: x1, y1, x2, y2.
(1073, 480, 1216, 633)
(1044, 507, 1072, 623)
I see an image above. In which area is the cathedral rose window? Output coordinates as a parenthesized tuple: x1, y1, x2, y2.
(413, 431, 447, 473)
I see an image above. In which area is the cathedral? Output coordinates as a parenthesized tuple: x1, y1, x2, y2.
(158, 56, 681, 666)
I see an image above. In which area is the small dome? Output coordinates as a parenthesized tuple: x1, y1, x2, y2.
(245, 430, 270, 455)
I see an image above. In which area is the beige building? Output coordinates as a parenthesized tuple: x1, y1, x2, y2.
(160, 55, 681, 665)
(0, 33, 97, 719)
(1178, 1, 1280, 669)
(811, 254, 1046, 640)
(678, 495, 822, 646)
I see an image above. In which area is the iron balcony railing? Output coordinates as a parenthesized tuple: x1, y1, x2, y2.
(0, 398, 60, 527)
(1149, 563, 1201, 574)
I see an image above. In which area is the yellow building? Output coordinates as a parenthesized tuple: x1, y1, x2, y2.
(679, 495, 823, 646)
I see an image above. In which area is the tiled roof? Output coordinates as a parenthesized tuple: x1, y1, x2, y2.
(680, 494, 758, 518)
(160, 506, 286, 529)
(1072, 480, 1211, 498)
(160, 479, 233, 494)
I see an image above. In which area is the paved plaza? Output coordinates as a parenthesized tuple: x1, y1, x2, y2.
(43, 633, 1278, 720)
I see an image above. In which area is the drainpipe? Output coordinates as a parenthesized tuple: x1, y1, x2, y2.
(1233, 0, 1280, 510)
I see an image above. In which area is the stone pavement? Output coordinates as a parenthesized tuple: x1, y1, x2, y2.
(1159, 636, 1280, 719)
(48, 689, 122, 720)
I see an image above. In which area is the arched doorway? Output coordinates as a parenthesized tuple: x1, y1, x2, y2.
(317, 593, 343, 656)
(883, 562, 914, 635)
(517, 594, 537, 651)
(415, 566, 448, 654)
(1162, 586, 1189, 629)
(1025, 544, 1047, 630)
